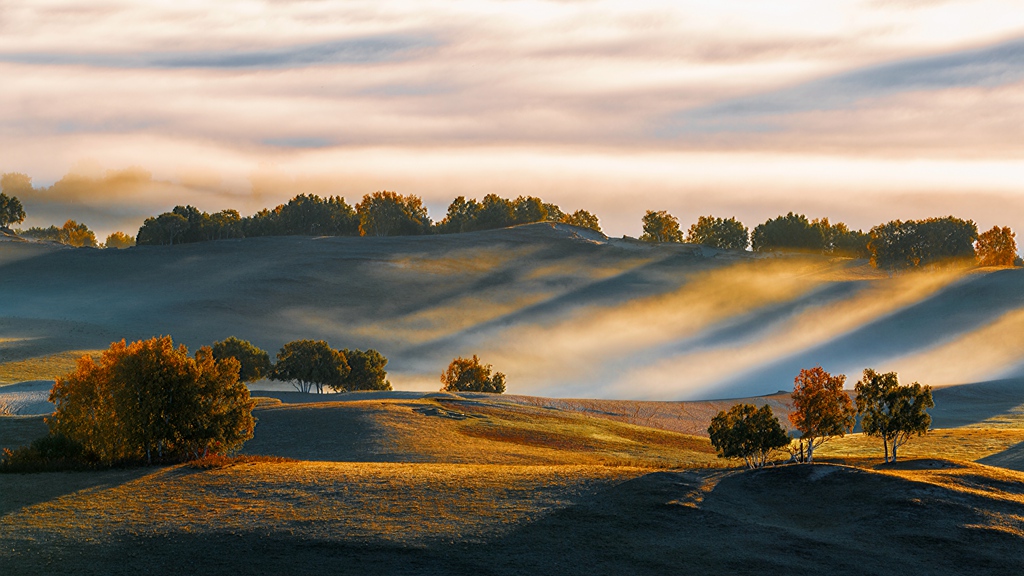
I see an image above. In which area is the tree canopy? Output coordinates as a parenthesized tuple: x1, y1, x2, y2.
(341, 348, 392, 391)
(356, 191, 431, 237)
(685, 215, 749, 250)
(0, 192, 26, 229)
(440, 355, 506, 393)
(48, 336, 255, 464)
(708, 403, 790, 469)
(640, 210, 683, 243)
(271, 340, 350, 394)
(789, 366, 855, 462)
(212, 337, 272, 383)
(975, 226, 1017, 267)
(751, 212, 824, 252)
(103, 231, 135, 249)
(855, 369, 933, 463)
(868, 216, 978, 272)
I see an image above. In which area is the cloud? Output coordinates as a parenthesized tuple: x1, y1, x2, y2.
(670, 36, 1024, 133)
(0, 35, 436, 70)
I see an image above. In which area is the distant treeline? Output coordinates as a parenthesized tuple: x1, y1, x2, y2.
(135, 192, 603, 246)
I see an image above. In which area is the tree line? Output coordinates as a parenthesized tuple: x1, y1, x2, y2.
(641, 209, 1021, 270)
(709, 366, 934, 468)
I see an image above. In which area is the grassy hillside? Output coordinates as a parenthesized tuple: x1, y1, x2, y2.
(3, 223, 1023, 399)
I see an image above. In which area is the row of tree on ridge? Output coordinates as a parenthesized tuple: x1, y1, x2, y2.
(2, 178, 1020, 270)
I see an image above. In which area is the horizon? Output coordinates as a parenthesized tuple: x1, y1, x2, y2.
(2, 1, 1023, 240)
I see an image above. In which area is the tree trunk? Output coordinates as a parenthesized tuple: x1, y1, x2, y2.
(806, 440, 815, 463)
(883, 437, 890, 463)
(892, 443, 898, 463)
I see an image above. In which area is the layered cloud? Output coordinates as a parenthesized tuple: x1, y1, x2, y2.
(1, 0, 1023, 237)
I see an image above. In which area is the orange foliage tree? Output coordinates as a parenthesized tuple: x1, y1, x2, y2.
(440, 355, 506, 393)
(975, 226, 1017, 267)
(789, 366, 855, 462)
(49, 336, 255, 464)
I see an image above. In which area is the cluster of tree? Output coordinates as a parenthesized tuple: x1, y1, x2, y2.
(135, 192, 603, 246)
(440, 355, 506, 393)
(210, 337, 392, 394)
(18, 220, 99, 247)
(868, 217, 979, 271)
(752, 213, 871, 257)
(47, 336, 256, 465)
(708, 366, 933, 467)
(436, 194, 601, 234)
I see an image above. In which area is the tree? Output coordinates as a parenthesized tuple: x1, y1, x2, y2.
(341, 348, 392, 391)
(789, 366, 855, 462)
(685, 215, 749, 250)
(0, 193, 26, 229)
(869, 217, 978, 272)
(640, 210, 683, 243)
(137, 212, 189, 245)
(512, 196, 548, 225)
(437, 196, 483, 234)
(60, 220, 98, 247)
(356, 191, 431, 237)
(751, 212, 824, 253)
(475, 194, 515, 230)
(48, 336, 255, 464)
(212, 337, 272, 383)
(708, 403, 790, 469)
(271, 340, 350, 394)
(562, 209, 602, 233)
(440, 355, 506, 393)
(975, 226, 1017, 267)
(855, 369, 934, 463)
(104, 231, 135, 249)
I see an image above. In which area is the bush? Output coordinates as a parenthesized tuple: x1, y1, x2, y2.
(0, 434, 92, 473)
(440, 355, 506, 393)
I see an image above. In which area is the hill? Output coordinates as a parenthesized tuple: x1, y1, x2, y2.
(2, 223, 1023, 400)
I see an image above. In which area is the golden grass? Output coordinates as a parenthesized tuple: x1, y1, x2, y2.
(816, 428, 1024, 463)
(0, 350, 99, 384)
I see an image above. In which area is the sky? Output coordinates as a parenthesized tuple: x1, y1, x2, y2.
(1, 0, 1023, 238)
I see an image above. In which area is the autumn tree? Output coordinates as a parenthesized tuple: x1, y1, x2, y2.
(104, 231, 135, 249)
(975, 226, 1017, 267)
(708, 403, 790, 469)
(562, 209, 602, 233)
(789, 366, 855, 462)
(440, 355, 506, 393)
(48, 336, 255, 464)
(685, 215, 749, 250)
(356, 191, 431, 237)
(60, 220, 98, 247)
(0, 192, 26, 229)
(855, 369, 934, 463)
(640, 210, 683, 243)
(271, 340, 350, 393)
(751, 212, 824, 253)
(212, 337, 272, 383)
(341, 348, 392, 391)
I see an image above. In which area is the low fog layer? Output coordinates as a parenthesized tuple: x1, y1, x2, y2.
(1, 224, 1022, 399)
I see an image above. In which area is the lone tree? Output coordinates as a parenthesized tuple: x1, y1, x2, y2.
(563, 209, 602, 233)
(0, 192, 26, 229)
(640, 210, 683, 243)
(685, 215, 749, 250)
(212, 337, 272, 383)
(708, 403, 790, 469)
(341, 348, 392, 391)
(271, 339, 350, 393)
(48, 336, 255, 464)
(855, 369, 934, 463)
(975, 226, 1017, 267)
(440, 355, 506, 393)
(789, 366, 855, 463)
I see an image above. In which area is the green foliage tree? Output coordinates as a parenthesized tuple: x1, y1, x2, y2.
(751, 212, 824, 252)
(356, 191, 431, 237)
(437, 196, 483, 234)
(708, 403, 790, 469)
(0, 192, 26, 229)
(640, 210, 683, 243)
(341, 348, 392, 391)
(975, 226, 1017, 267)
(685, 215, 749, 250)
(826, 222, 871, 258)
(512, 196, 548, 225)
(440, 355, 506, 393)
(789, 366, 855, 462)
(868, 216, 978, 272)
(137, 212, 189, 245)
(271, 340, 350, 394)
(854, 369, 934, 463)
(103, 231, 135, 249)
(48, 336, 255, 464)
(212, 337, 272, 383)
(562, 209, 602, 233)
(475, 194, 515, 230)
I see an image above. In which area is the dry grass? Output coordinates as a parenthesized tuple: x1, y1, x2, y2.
(816, 428, 1024, 463)
(0, 349, 100, 385)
